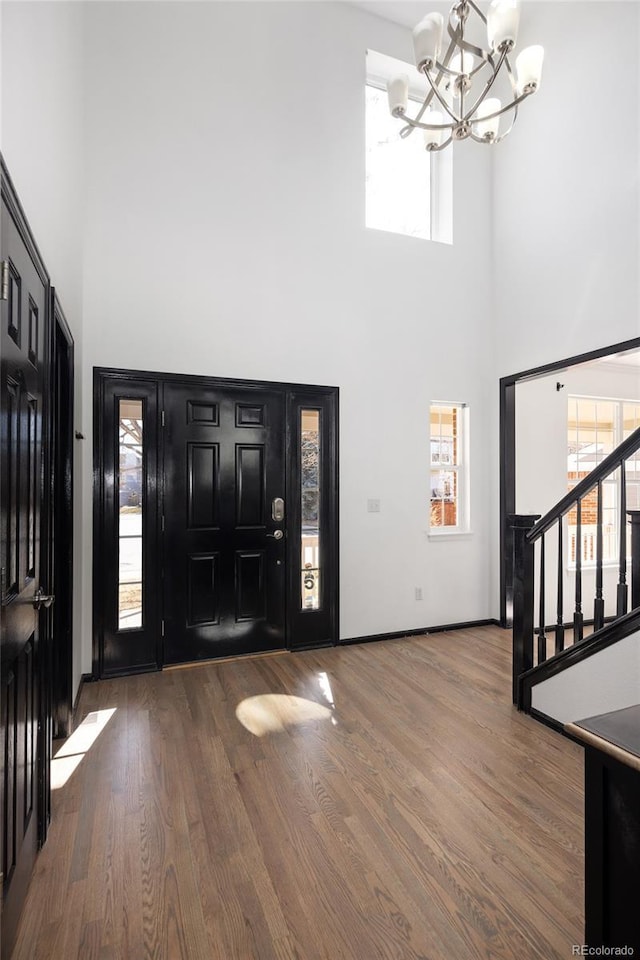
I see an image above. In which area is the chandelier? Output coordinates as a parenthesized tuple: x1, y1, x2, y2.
(387, 0, 544, 150)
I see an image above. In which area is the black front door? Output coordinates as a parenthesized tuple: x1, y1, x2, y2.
(1, 184, 47, 957)
(94, 370, 339, 674)
(162, 383, 286, 663)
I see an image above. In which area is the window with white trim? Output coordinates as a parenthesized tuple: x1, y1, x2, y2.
(366, 50, 452, 244)
(430, 402, 469, 532)
(567, 396, 640, 564)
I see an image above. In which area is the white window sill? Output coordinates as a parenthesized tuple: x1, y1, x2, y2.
(427, 530, 473, 541)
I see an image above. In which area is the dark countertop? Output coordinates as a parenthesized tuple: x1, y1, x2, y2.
(565, 704, 640, 772)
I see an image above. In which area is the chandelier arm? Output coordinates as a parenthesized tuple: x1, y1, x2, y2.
(444, 15, 465, 67)
(427, 133, 454, 152)
(456, 36, 492, 63)
(466, 0, 488, 24)
(422, 67, 461, 124)
(504, 53, 518, 97)
(399, 114, 458, 135)
(438, 27, 464, 75)
(461, 48, 507, 123)
(467, 89, 532, 126)
(446, 1, 492, 64)
(410, 34, 460, 127)
(468, 101, 519, 143)
(458, 3, 466, 119)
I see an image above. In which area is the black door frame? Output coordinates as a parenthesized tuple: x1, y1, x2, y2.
(49, 293, 74, 740)
(499, 335, 640, 627)
(93, 367, 339, 675)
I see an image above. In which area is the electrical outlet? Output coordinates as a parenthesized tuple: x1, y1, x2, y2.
(415, 587, 423, 601)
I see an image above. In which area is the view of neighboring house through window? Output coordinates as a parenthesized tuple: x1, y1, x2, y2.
(430, 402, 469, 532)
(567, 396, 640, 564)
(365, 50, 452, 244)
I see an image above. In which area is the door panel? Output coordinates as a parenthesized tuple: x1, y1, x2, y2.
(1, 193, 47, 957)
(163, 384, 286, 663)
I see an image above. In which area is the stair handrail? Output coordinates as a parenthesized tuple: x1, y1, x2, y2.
(527, 424, 640, 543)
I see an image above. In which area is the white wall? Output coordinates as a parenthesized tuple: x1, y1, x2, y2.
(492, 1, 640, 378)
(79, 1, 495, 673)
(531, 630, 640, 724)
(1, 2, 84, 324)
(4, 1, 640, 696)
(1, 1, 85, 696)
(489, 1, 640, 619)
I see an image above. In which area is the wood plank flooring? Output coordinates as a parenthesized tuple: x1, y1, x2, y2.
(11, 626, 585, 960)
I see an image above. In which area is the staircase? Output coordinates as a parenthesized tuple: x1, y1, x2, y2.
(511, 424, 640, 728)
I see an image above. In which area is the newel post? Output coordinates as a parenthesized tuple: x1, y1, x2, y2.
(627, 511, 640, 610)
(510, 514, 540, 707)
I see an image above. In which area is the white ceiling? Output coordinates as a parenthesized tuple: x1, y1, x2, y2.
(350, 2, 431, 29)
(597, 349, 640, 369)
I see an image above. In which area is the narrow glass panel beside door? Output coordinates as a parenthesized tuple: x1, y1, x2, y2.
(301, 409, 321, 610)
(118, 399, 143, 629)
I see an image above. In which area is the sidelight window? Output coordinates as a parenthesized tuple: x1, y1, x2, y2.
(118, 399, 143, 629)
(301, 409, 321, 610)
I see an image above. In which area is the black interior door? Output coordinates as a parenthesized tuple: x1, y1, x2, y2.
(1, 189, 47, 957)
(162, 383, 286, 663)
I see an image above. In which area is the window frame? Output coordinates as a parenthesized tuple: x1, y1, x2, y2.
(567, 394, 640, 568)
(429, 401, 471, 537)
(365, 49, 453, 245)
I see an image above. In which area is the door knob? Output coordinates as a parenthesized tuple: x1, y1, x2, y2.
(31, 588, 55, 610)
(267, 530, 284, 540)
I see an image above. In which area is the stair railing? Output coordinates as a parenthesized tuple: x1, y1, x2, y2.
(511, 424, 640, 707)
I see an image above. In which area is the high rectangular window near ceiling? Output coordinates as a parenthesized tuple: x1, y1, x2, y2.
(366, 50, 452, 244)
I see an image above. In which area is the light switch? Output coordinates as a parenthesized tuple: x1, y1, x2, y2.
(367, 499, 381, 513)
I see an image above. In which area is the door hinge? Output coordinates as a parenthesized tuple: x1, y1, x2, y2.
(1, 261, 9, 301)
(161, 410, 165, 427)
(161, 515, 165, 533)
(161, 619, 165, 638)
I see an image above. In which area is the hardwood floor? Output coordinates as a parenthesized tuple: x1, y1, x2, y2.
(11, 626, 584, 960)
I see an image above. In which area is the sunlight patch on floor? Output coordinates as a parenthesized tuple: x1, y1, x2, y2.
(235, 694, 332, 737)
(51, 707, 117, 789)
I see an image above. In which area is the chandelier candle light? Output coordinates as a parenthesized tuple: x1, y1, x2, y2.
(387, 0, 544, 150)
